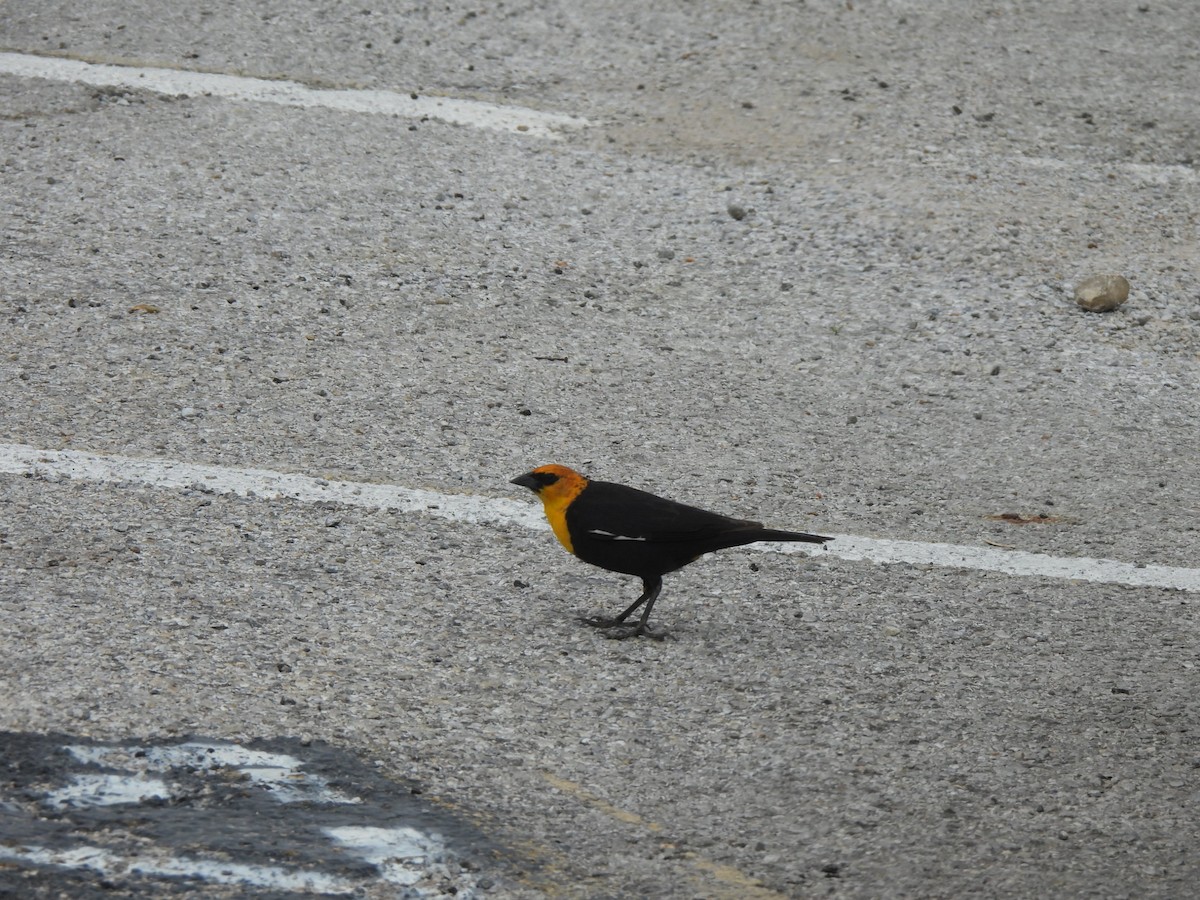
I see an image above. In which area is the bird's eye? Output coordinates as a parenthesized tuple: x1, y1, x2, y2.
(533, 471, 560, 487)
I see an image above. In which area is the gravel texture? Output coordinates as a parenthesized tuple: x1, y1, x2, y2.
(2, 1, 1199, 897)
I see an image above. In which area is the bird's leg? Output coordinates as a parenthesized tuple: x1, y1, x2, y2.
(582, 576, 658, 626)
(583, 577, 667, 639)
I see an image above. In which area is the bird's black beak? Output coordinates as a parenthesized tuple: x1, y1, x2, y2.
(511, 473, 539, 491)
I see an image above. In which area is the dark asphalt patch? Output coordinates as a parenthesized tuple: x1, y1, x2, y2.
(0, 732, 517, 897)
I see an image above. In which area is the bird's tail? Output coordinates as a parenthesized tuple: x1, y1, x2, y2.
(751, 528, 833, 545)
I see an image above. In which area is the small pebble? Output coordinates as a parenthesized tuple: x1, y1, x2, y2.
(727, 203, 747, 220)
(1074, 274, 1130, 312)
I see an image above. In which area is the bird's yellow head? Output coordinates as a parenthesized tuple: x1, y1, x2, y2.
(511, 464, 588, 500)
(511, 464, 589, 554)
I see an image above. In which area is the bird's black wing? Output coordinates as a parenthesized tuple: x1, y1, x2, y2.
(568, 480, 758, 545)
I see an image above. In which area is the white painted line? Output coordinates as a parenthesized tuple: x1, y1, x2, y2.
(0, 844, 359, 894)
(0, 51, 590, 139)
(767, 535, 1199, 593)
(3, 442, 1198, 593)
(0, 442, 546, 531)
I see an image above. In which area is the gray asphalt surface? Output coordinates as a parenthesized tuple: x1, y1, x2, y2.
(2, 1, 1199, 897)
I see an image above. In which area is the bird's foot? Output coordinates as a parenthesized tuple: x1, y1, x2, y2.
(580, 616, 667, 640)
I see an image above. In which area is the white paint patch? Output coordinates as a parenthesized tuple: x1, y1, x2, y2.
(0, 51, 590, 139)
(1012, 153, 1198, 184)
(65, 741, 362, 805)
(25, 740, 462, 894)
(3, 442, 1199, 593)
(45, 773, 170, 809)
(0, 845, 358, 894)
(325, 826, 446, 887)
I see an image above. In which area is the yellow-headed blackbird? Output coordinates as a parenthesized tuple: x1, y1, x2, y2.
(511, 464, 832, 638)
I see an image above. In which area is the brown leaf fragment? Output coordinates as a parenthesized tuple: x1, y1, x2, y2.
(987, 512, 1066, 525)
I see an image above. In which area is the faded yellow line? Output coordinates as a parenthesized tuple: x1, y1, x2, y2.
(542, 772, 663, 831)
(542, 772, 786, 900)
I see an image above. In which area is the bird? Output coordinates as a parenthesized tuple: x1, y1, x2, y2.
(511, 464, 832, 639)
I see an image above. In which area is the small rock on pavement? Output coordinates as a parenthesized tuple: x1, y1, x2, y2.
(1074, 274, 1130, 312)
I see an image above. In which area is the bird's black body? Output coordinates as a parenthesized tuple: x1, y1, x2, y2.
(566, 479, 826, 578)
(512, 464, 832, 639)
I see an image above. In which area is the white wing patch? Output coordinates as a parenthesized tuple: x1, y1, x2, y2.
(587, 529, 648, 541)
